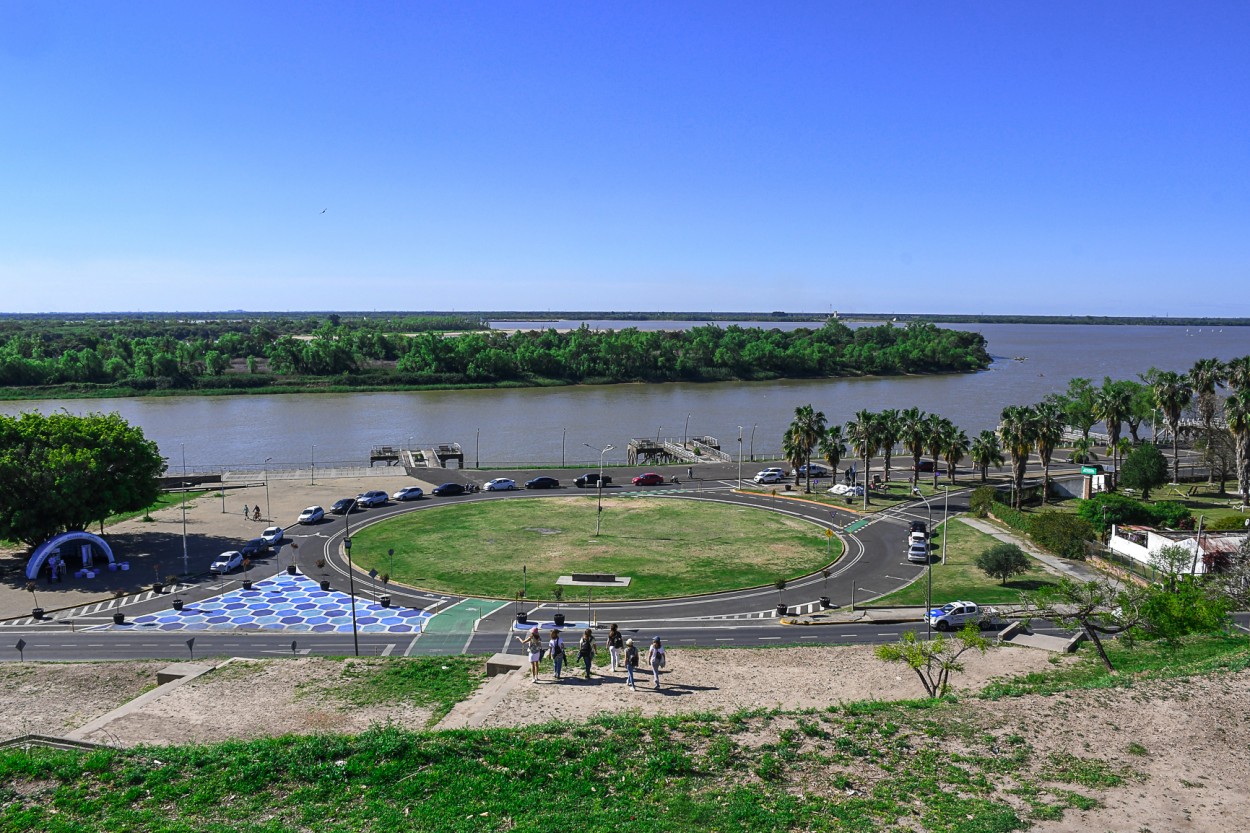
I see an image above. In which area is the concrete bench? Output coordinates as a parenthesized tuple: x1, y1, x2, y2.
(484, 653, 527, 678)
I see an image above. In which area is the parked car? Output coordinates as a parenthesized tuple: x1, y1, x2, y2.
(910, 520, 928, 537)
(355, 490, 389, 507)
(330, 498, 357, 515)
(211, 551, 244, 573)
(753, 470, 784, 484)
(240, 537, 270, 558)
(484, 478, 518, 491)
(914, 461, 936, 473)
(792, 463, 831, 478)
(573, 472, 612, 488)
(632, 472, 665, 486)
(297, 506, 325, 524)
(260, 526, 285, 546)
(392, 486, 425, 501)
(524, 476, 560, 489)
(907, 541, 930, 563)
(927, 601, 1004, 631)
(433, 482, 472, 496)
(762, 467, 787, 478)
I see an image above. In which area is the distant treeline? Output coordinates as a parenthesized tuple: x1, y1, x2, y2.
(0, 317, 989, 397)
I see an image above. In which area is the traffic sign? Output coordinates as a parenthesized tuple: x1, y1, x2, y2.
(1081, 466, 1099, 475)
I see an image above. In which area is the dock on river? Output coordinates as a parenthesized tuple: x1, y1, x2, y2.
(626, 436, 731, 466)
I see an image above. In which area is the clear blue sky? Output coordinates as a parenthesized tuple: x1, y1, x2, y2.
(2, 2, 1247, 316)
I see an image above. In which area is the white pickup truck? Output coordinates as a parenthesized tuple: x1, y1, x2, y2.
(926, 601, 1006, 632)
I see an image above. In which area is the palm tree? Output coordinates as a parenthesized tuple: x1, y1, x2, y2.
(1152, 370, 1192, 483)
(941, 425, 969, 484)
(998, 405, 1037, 509)
(781, 427, 805, 482)
(1224, 390, 1250, 510)
(1033, 400, 1065, 505)
(1093, 378, 1132, 483)
(1069, 437, 1099, 465)
(819, 425, 847, 476)
(926, 414, 950, 488)
(846, 410, 879, 508)
(789, 404, 828, 493)
(898, 407, 928, 489)
(1225, 355, 1250, 394)
(969, 430, 1005, 482)
(1189, 358, 1226, 483)
(877, 409, 900, 484)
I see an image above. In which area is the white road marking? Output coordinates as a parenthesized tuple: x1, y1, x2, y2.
(380, 643, 396, 656)
(403, 635, 421, 656)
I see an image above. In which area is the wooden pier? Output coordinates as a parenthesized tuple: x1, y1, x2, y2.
(626, 435, 729, 466)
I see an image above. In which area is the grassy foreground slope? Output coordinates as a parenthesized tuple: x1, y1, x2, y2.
(2, 635, 1247, 833)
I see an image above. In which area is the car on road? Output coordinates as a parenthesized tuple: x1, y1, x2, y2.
(524, 476, 560, 489)
(762, 467, 786, 478)
(260, 526, 285, 546)
(433, 482, 475, 497)
(914, 461, 936, 473)
(330, 498, 357, 515)
(752, 470, 784, 484)
(907, 541, 930, 563)
(240, 537, 270, 558)
(355, 490, 389, 507)
(297, 506, 325, 524)
(392, 486, 425, 501)
(211, 551, 244, 573)
(910, 520, 927, 537)
(573, 472, 612, 488)
(792, 463, 831, 478)
(632, 472, 665, 486)
(927, 601, 1003, 631)
(484, 478, 518, 491)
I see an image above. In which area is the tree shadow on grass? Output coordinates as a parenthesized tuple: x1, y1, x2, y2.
(1002, 578, 1056, 593)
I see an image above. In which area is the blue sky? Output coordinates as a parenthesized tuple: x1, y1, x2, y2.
(1, 2, 1247, 316)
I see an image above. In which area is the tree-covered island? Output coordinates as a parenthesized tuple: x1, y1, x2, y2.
(0, 314, 990, 399)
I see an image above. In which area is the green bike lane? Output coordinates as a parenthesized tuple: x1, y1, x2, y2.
(415, 598, 509, 654)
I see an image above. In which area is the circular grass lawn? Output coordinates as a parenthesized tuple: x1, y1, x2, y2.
(350, 496, 842, 600)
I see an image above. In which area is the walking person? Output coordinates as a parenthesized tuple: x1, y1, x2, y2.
(549, 629, 566, 681)
(514, 626, 543, 682)
(243, 503, 249, 519)
(624, 638, 639, 690)
(647, 637, 666, 689)
(607, 623, 624, 672)
(576, 628, 596, 680)
(253, 505, 261, 522)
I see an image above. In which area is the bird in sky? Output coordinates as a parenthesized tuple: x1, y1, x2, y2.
(320, 209, 327, 214)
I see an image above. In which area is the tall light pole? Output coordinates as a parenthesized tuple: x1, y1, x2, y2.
(585, 443, 614, 536)
(263, 458, 272, 524)
(750, 424, 757, 463)
(310, 445, 316, 486)
(683, 414, 692, 448)
(561, 427, 566, 468)
(914, 487, 935, 639)
(941, 485, 950, 565)
(737, 426, 744, 490)
(343, 512, 360, 657)
(475, 427, 480, 469)
(180, 445, 189, 575)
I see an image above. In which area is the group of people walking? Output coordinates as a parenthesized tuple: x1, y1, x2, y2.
(515, 623, 666, 690)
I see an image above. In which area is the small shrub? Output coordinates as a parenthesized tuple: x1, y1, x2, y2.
(1029, 512, 1095, 560)
(970, 486, 997, 518)
(1208, 515, 1250, 531)
(991, 504, 1031, 533)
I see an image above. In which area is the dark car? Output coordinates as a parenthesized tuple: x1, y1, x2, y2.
(914, 461, 936, 473)
(433, 482, 471, 496)
(524, 476, 560, 489)
(573, 473, 612, 488)
(632, 472, 665, 486)
(330, 498, 358, 515)
(910, 520, 927, 537)
(239, 537, 270, 557)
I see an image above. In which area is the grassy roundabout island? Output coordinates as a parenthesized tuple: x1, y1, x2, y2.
(351, 496, 842, 600)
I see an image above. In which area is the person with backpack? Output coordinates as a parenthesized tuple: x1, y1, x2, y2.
(623, 638, 639, 690)
(514, 626, 543, 682)
(647, 636, 666, 689)
(548, 628, 566, 681)
(607, 623, 624, 672)
(576, 628, 596, 680)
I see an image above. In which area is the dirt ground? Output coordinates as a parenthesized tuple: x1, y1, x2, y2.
(3, 645, 1247, 832)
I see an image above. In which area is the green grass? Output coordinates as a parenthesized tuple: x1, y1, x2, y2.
(105, 490, 208, 526)
(352, 496, 841, 599)
(868, 519, 1060, 606)
(314, 656, 484, 725)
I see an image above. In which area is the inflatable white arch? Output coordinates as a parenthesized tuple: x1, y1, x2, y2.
(26, 531, 115, 580)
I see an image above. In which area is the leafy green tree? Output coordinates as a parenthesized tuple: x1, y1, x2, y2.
(1151, 370, 1192, 484)
(1028, 578, 1150, 672)
(969, 430, 1004, 482)
(874, 624, 989, 698)
(1139, 577, 1232, 644)
(1060, 377, 1098, 442)
(1028, 512, 1096, 559)
(0, 412, 165, 546)
(1119, 443, 1168, 500)
(974, 543, 1032, 585)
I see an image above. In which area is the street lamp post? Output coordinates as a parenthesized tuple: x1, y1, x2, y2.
(585, 443, 614, 536)
(941, 485, 950, 565)
(737, 426, 744, 490)
(683, 414, 692, 449)
(343, 514, 360, 657)
(750, 424, 757, 463)
(180, 444, 190, 575)
(562, 427, 566, 468)
(913, 487, 935, 639)
(310, 445, 316, 486)
(475, 427, 480, 469)
(263, 458, 272, 524)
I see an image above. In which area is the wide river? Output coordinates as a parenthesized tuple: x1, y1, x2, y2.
(3, 323, 1249, 471)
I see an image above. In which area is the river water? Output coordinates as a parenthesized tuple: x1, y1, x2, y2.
(3, 323, 1248, 471)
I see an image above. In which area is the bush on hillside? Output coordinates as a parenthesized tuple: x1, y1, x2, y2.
(970, 486, 998, 518)
(1029, 512, 1095, 560)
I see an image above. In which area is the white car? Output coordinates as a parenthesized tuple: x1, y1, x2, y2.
(927, 601, 1002, 631)
(907, 541, 929, 563)
(297, 506, 325, 525)
(355, 490, 389, 507)
(763, 467, 786, 477)
(393, 486, 425, 501)
(260, 526, 285, 546)
(484, 478, 518, 491)
(752, 470, 783, 484)
(211, 551, 244, 574)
